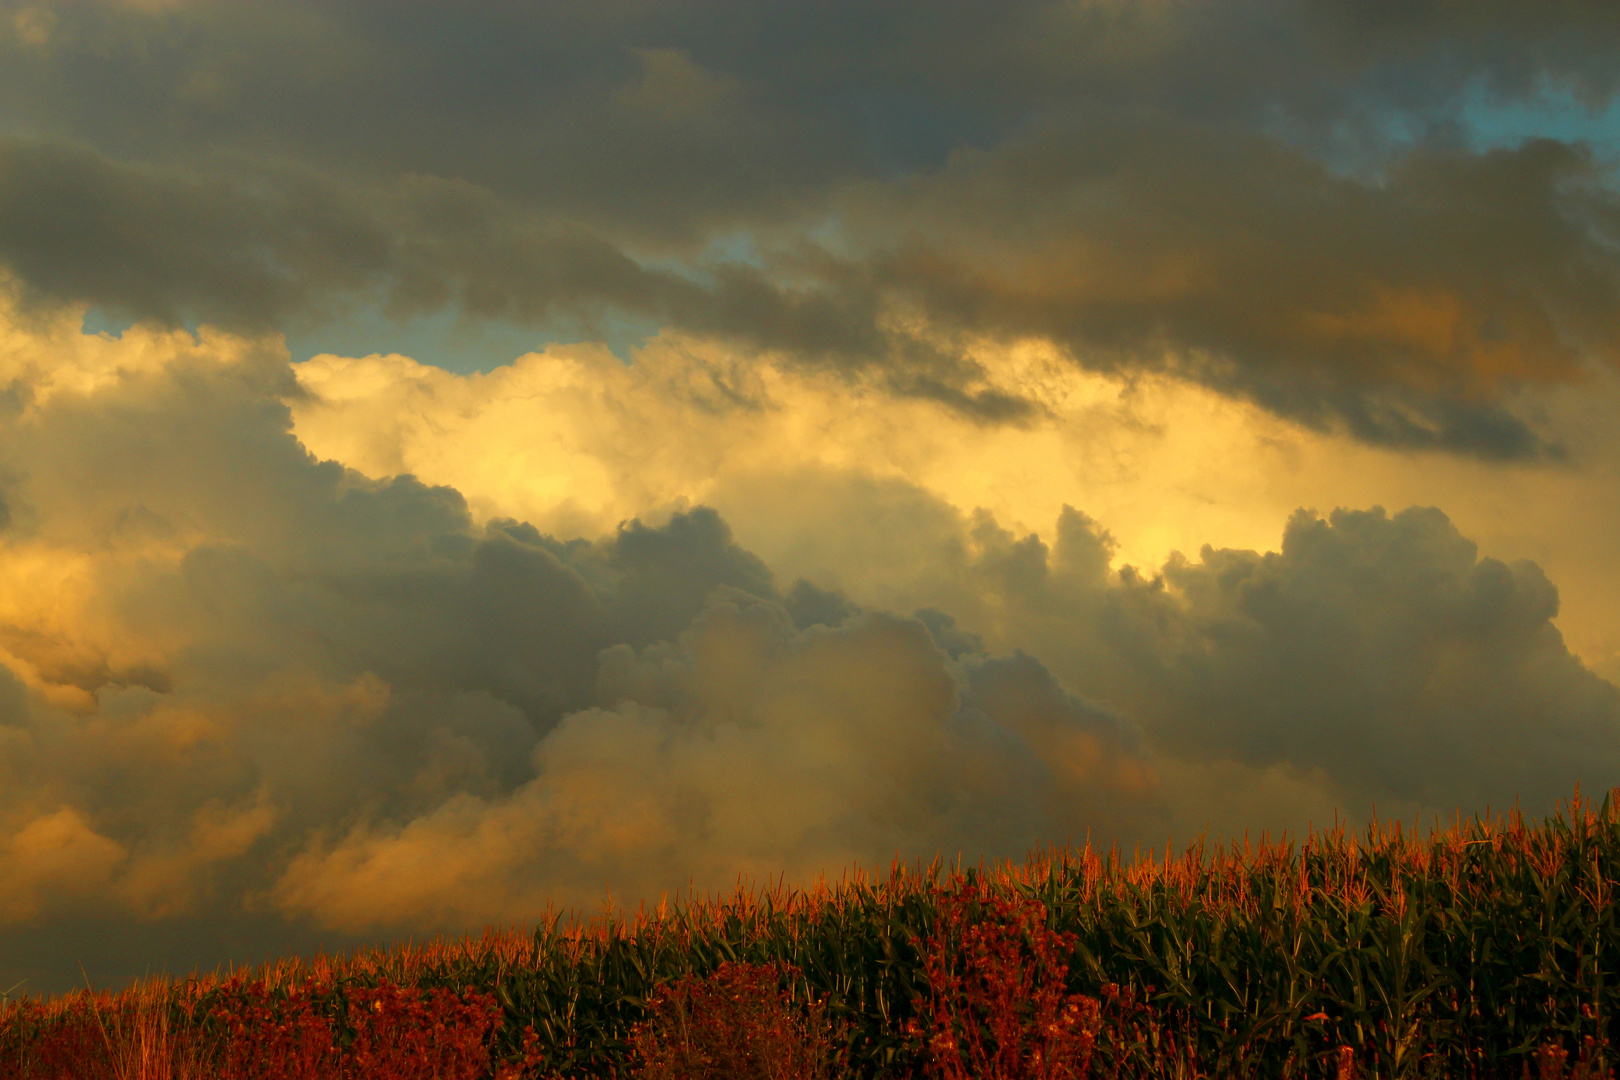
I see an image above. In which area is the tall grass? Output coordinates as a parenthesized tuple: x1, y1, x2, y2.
(3, 788, 1617, 1078)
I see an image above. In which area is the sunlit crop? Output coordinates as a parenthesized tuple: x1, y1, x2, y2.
(4, 790, 1617, 1078)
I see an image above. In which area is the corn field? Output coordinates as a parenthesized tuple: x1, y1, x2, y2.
(3, 789, 1617, 1078)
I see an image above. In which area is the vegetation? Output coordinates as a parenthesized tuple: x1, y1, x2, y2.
(3, 789, 1618, 1078)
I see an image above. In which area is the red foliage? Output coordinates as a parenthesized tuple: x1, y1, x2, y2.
(2, 997, 109, 1079)
(211, 979, 336, 1080)
(1531, 1037, 1618, 1080)
(626, 961, 843, 1080)
(207, 976, 508, 1080)
(343, 982, 503, 1080)
(2, 977, 520, 1080)
(492, 1023, 549, 1080)
(920, 883, 1104, 1080)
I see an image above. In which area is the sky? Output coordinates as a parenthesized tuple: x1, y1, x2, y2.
(2, 0, 1620, 994)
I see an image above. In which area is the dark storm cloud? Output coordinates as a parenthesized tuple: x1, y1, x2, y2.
(852, 127, 1620, 457)
(3, 0, 1620, 450)
(0, 135, 973, 389)
(0, 136, 382, 329)
(1302, 0, 1620, 105)
(7, 1, 1617, 216)
(0, 136, 725, 335)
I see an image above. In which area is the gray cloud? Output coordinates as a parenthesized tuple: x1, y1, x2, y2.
(2, 1, 1618, 450)
(272, 598, 1159, 934)
(1113, 505, 1620, 811)
(847, 495, 1620, 814)
(707, 462, 1620, 813)
(0, 312, 1614, 991)
(0, 137, 390, 330)
(0, 336, 1166, 988)
(0, 339, 801, 727)
(5, 2, 1616, 221)
(845, 127, 1620, 457)
(0, 137, 1005, 409)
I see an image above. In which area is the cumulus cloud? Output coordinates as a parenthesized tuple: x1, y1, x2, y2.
(998, 505, 1620, 813)
(626, 467, 1620, 820)
(0, 300, 1167, 986)
(273, 601, 1153, 932)
(701, 476, 1620, 816)
(0, 285, 1614, 991)
(285, 336, 1620, 805)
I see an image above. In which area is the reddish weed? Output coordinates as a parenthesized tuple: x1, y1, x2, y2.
(3, 995, 110, 1079)
(209, 979, 336, 1080)
(626, 961, 843, 1080)
(920, 882, 1103, 1080)
(207, 976, 510, 1080)
(343, 981, 503, 1080)
(1527, 1037, 1617, 1080)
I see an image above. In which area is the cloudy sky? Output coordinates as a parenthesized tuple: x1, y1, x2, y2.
(3, 0, 1620, 992)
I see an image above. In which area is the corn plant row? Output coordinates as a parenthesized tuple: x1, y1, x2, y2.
(2, 787, 1617, 1078)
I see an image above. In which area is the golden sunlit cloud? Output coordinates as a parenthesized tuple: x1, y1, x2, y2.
(0, 292, 1611, 948)
(291, 333, 1620, 679)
